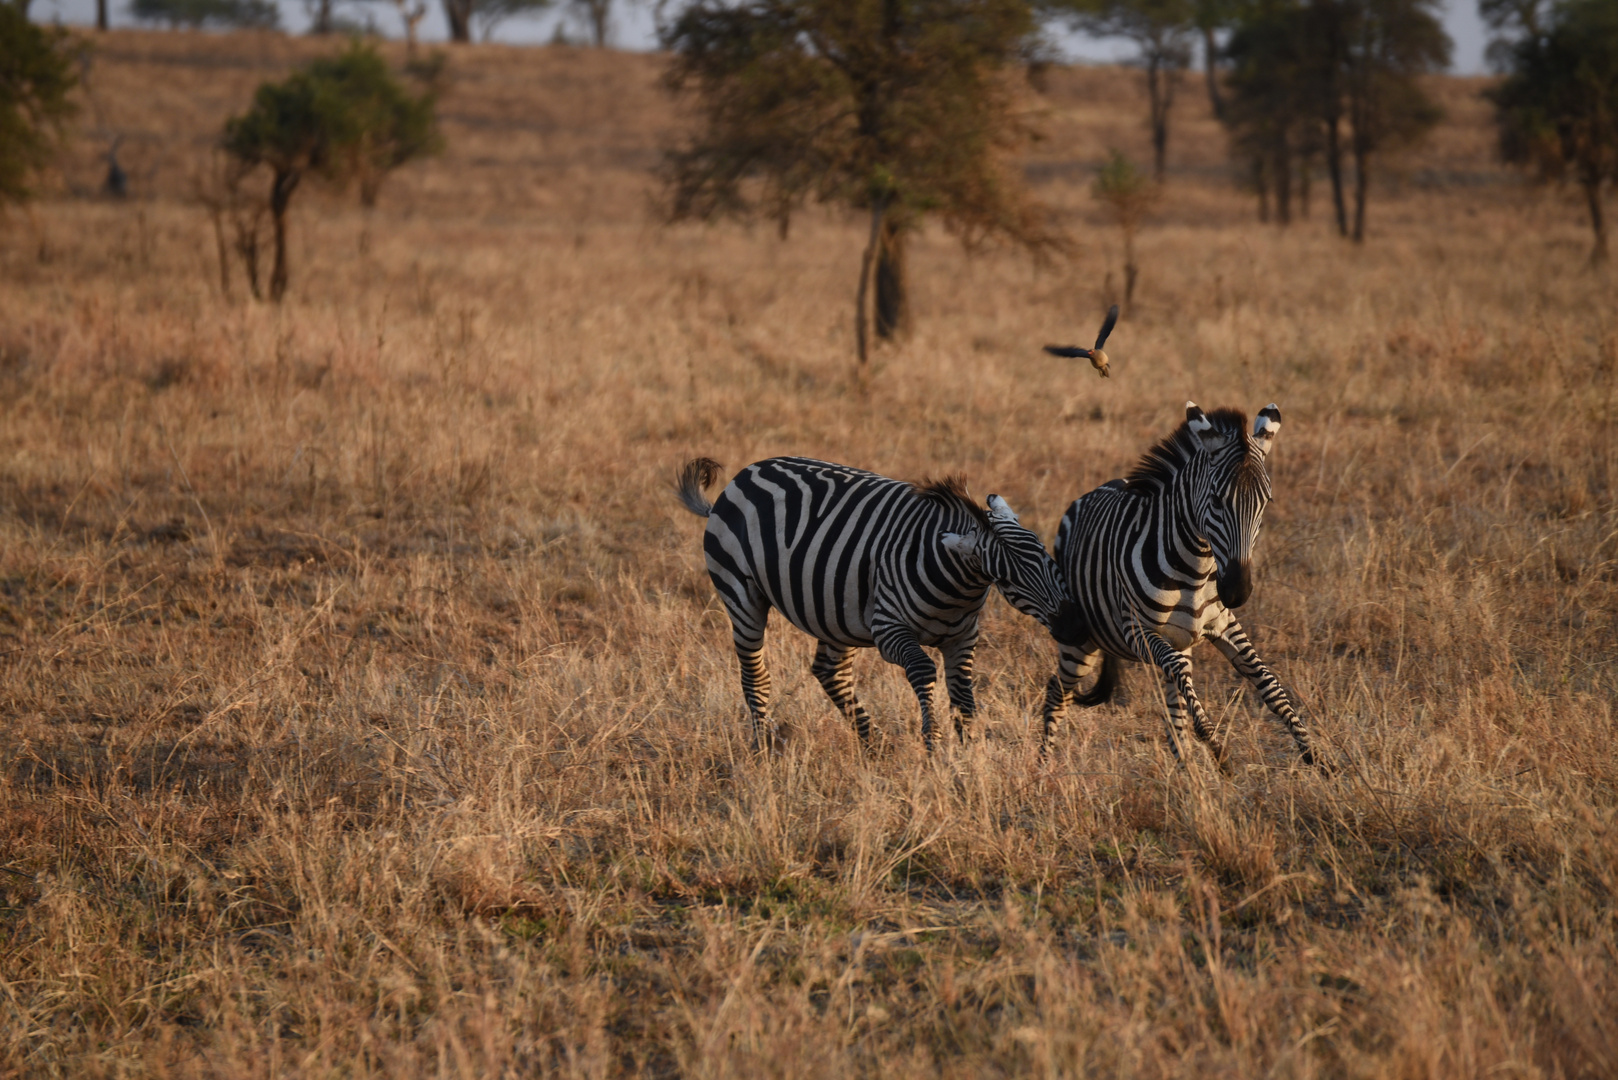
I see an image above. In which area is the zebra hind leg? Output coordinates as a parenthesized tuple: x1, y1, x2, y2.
(719, 584, 778, 751)
(939, 637, 978, 744)
(810, 641, 872, 745)
(1142, 633, 1228, 770)
(1211, 622, 1326, 771)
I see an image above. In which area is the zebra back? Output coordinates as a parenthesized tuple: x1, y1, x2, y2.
(693, 457, 1074, 648)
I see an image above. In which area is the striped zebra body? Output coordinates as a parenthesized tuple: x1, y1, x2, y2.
(679, 456, 1083, 750)
(1043, 404, 1321, 769)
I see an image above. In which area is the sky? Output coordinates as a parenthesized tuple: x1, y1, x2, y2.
(34, 0, 1495, 75)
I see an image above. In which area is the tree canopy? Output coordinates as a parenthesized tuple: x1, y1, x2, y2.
(222, 44, 441, 300)
(128, 0, 280, 28)
(661, 0, 1061, 361)
(1219, 0, 1447, 240)
(1042, 0, 1196, 181)
(1490, 0, 1618, 263)
(0, 2, 78, 212)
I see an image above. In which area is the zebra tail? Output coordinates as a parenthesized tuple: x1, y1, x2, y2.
(1071, 654, 1119, 707)
(676, 457, 724, 517)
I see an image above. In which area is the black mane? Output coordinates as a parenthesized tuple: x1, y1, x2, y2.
(913, 475, 990, 529)
(1125, 407, 1249, 491)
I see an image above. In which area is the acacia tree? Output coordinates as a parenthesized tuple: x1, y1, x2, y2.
(1223, 0, 1326, 225)
(1091, 150, 1157, 302)
(1341, 0, 1448, 240)
(1194, 0, 1235, 119)
(1491, 0, 1618, 264)
(0, 3, 78, 215)
(1219, 0, 1445, 239)
(661, 0, 1062, 362)
(222, 44, 440, 301)
(1046, 0, 1196, 182)
(569, 0, 610, 44)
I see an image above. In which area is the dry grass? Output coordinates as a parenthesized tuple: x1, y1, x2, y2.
(1, 29, 1616, 1079)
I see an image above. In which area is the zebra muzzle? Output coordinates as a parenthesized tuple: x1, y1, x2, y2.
(1051, 600, 1088, 647)
(1217, 563, 1253, 609)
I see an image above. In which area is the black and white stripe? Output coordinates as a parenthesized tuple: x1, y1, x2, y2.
(1043, 403, 1321, 768)
(678, 456, 1084, 750)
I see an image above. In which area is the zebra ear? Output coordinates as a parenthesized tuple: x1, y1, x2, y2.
(985, 494, 1020, 526)
(1252, 403, 1281, 456)
(941, 529, 981, 559)
(1185, 402, 1228, 452)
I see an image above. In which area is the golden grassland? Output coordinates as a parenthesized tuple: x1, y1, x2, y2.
(1, 28, 1615, 1078)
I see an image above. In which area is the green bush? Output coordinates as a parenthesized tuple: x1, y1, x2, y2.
(0, 2, 79, 211)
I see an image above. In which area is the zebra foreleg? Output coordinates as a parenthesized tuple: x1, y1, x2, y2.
(1140, 632, 1227, 768)
(1042, 643, 1092, 752)
(810, 641, 872, 744)
(938, 636, 978, 743)
(1210, 621, 1322, 769)
(1041, 648, 1119, 753)
(874, 627, 942, 752)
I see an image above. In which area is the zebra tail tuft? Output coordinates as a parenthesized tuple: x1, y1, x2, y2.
(676, 457, 724, 517)
(1071, 654, 1119, 707)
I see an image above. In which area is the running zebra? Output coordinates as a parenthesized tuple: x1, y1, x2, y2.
(678, 457, 1086, 751)
(1042, 403, 1323, 769)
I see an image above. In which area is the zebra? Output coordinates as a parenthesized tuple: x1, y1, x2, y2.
(1042, 403, 1323, 769)
(677, 456, 1086, 751)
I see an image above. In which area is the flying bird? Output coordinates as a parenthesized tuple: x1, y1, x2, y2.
(1044, 304, 1120, 378)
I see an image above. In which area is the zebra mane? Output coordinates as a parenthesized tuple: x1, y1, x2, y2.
(913, 475, 990, 529)
(1125, 407, 1249, 492)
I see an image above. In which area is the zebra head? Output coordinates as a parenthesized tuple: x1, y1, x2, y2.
(1184, 402, 1281, 609)
(945, 495, 1086, 646)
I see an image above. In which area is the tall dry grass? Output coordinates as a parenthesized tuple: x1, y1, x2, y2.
(1, 29, 1615, 1079)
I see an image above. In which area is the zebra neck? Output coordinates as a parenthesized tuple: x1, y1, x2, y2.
(1168, 462, 1215, 569)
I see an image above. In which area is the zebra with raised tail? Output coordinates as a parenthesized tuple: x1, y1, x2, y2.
(1043, 403, 1324, 769)
(678, 456, 1086, 751)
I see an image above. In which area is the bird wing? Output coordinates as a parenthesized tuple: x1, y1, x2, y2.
(1044, 345, 1092, 359)
(1093, 305, 1120, 351)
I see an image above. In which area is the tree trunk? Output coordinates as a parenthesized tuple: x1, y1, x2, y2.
(269, 169, 300, 303)
(309, 0, 334, 33)
(235, 218, 262, 300)
(1254, 157, 1269, 224)
(1273, 134, 1292, 226)
(1201, 25, 1224, 121)
(1351, 140, 1368, 243)
(1122, 225, 1138, 305)
(208, 206, 231, 299)
(1147, 57, 1169, 183)
(1586, 177, 1609, 265)
(444, 0, 473, 42)
(585, 0, 609, 46)
(1325, 115, 1348, 238)
(874, 215, 907, 341)
(855, 200, 886, 364)
(96, 0, 108, 30)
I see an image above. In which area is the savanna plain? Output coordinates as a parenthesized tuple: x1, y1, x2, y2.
(1, 30, 1616, 1078)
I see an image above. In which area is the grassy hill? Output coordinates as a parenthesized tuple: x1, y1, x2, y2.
(1, 29, 1614, 1078)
